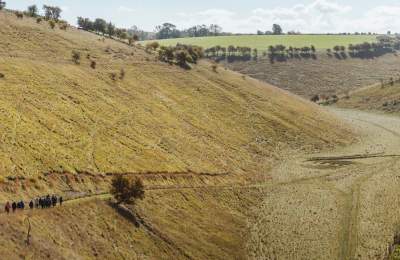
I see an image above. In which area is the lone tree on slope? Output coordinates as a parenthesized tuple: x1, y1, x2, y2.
(111, 175, 145, 205)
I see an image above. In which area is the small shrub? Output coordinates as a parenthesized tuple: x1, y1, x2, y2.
(36, 17, 42, 23)
(49, 20, 56, 29)
(59, 23, 68, 30)
(211, 64, 218, 73)
(129, 36, 139, 46)
(15, 12, 24, 19)
(110, 72, 117, 81)
(72, 51, 81, 64)
(145, 42, 160, 52)
(86, 53, 91, 59)
(90, 60, 97, 69)
(0, 72, 4, 79)
(311, 95, 320, 103)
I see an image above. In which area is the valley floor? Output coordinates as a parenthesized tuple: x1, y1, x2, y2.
(248, 108, 400, 259)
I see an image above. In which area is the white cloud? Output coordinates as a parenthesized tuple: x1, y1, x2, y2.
(118, 6, 135, 13)
(172, 0, 400, 34)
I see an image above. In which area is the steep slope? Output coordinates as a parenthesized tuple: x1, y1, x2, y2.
(0, 10, 356, 259)
(0, 11, 353, 180)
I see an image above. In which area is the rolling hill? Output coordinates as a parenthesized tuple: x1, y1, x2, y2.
(0, 10, 355, 259)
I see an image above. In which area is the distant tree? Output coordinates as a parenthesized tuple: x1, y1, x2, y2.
(77, 17, 94, 31)
(252, 48, 258, 59)
(227, 45, 235, 56)
(155, 23, 180, 39)
(106, 22, 116, 37)
(272, 24, 283, 35)
(333, 45, 341, 53)
(0, 0, 5, 10)
(94, 18, 107, 35)
(43, 5, 62, 21)
(209, 24, 222, 36)
(110, 175, 145, 205)
(77, 17, 86, 29)
(27, 5, 38, 17)
(257, 30, 264, 35)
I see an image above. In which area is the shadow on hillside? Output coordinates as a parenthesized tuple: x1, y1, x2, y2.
(108, 201, 141, 227)
(108, 201, 192, 258)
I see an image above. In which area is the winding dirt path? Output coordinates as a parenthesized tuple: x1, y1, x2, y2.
(1, 108, 399, 259)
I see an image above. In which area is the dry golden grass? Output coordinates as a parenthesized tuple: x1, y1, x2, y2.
(0, 10, 356, 259)
(337, 82, 400, 114)
(0, 10, 353, 179)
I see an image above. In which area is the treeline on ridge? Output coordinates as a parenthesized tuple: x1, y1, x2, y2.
(203, 36, 400, 63)
(204, 45, 317, 63)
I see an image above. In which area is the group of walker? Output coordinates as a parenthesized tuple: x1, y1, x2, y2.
(4, 195, 63, 213)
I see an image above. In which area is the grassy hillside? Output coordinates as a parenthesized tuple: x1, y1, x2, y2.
(224, 53, 400, 98)
(144, 35, 377, 50)
(0, 11, 353, 180)
(0, 188, 264, 259)
(0, 10, 355, 259)
(337, 81, 400, 113)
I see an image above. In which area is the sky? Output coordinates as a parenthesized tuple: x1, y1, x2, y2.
(7, 0, 400, 33)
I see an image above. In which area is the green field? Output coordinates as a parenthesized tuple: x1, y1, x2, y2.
(144, 35, 378, 50)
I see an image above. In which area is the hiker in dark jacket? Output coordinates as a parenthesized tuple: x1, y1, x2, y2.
(11, 202, 17, 212)
(20, 201, 25, 210)
(35, 198, 39, 208)
(5, 202, 10, 214)
(46, 195, 51, 208)
(59, 196, 63, 206)
(29, 200, 34, 209)
(52, 195, 57, 207)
